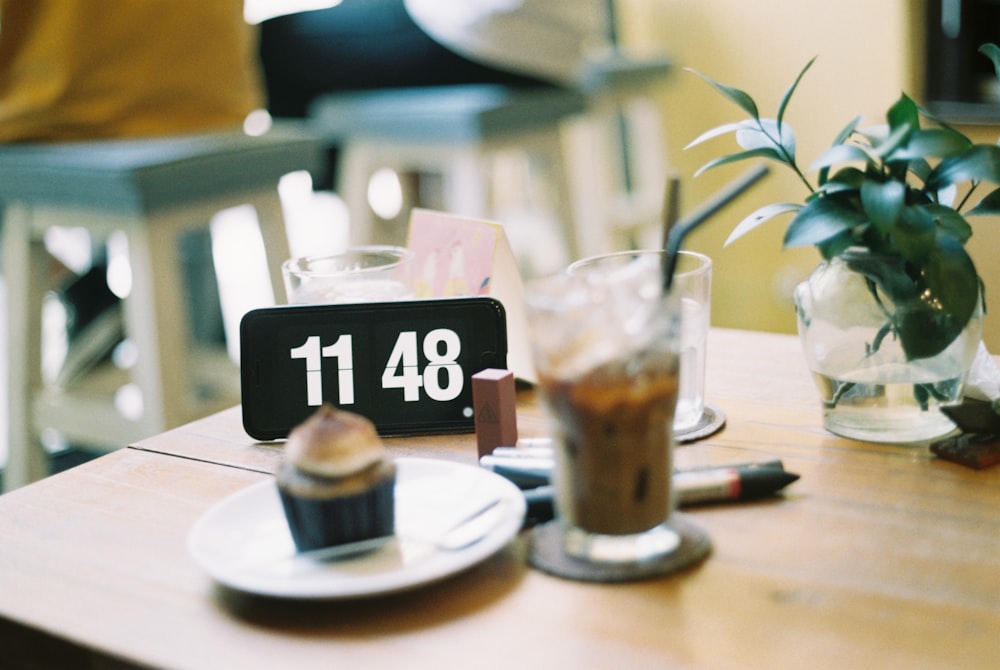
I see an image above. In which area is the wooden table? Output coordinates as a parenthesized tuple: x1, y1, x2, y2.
(2, 328, 999, 669)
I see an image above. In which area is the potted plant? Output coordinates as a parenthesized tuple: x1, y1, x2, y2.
(686, 48, 1000, 443)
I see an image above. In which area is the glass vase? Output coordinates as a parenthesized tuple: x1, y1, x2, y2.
(793, 255, 983, 444)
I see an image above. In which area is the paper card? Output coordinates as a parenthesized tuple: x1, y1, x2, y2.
(406, 208, 536, 383)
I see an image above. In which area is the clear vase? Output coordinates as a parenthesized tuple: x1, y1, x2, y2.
(793, 255, 983, 444)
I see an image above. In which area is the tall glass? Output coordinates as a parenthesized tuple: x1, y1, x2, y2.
(569, 250, 711, 434)
(525, 254, 682, 563)
(282, 246, 415, 305)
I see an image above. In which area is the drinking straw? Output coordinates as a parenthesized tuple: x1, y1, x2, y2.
(660, 173, 682, 251)
(660, 163, 770, 291)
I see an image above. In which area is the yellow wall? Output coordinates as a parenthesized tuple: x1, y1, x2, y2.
(615, 0, 999, 351)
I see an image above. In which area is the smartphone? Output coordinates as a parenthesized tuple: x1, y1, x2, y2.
(240, 297, 508, 440)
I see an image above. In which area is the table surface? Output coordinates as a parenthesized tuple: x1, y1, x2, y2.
(2, 328, 999, 669)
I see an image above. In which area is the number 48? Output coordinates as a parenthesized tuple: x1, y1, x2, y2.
(290, 329, 463, 406)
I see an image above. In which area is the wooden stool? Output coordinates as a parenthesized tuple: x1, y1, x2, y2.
(308, 84, 587, 257)
(567, 53, 674, 253)
(308, 55, 671, 262)
(0, 129, 323, 489)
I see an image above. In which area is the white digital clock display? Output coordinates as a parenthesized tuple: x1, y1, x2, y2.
(240, 298, 507, 440)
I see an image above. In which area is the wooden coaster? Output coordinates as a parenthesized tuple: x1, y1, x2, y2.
(527, 513, 712, 583)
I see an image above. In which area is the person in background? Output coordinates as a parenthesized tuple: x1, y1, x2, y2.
(0, 0, 261, 354)
(0, 0, 260, 142)
(257, 0, 612, 187)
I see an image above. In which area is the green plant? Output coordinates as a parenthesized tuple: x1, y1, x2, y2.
(686, 51, 1000, 361)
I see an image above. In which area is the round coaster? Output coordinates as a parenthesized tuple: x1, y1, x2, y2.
(527, 513, 712, 583)
(676, 403, 726, 444)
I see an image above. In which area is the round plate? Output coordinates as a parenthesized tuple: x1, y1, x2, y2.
(187, 458, 526, 599)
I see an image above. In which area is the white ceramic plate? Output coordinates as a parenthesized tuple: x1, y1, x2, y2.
(187, 457, 526, 599)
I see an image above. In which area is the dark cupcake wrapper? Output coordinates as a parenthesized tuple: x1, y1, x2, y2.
(278, 474, 395, 552)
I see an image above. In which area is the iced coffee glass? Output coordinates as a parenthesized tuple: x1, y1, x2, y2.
(570, 250, 711, 435)
(525, 253, 682, 564)
(282, 246, 415, 305)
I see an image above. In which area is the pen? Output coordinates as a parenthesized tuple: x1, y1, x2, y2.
(480, 453, 787, 490)
(511, 465, 799, 524)
(485, 448, 784, 472)
(673, 466, 799, 505)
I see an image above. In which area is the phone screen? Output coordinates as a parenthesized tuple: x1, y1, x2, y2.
(240, 297, 507, 440)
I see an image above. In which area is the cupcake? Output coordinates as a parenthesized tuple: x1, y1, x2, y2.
(276, 404, 396, 552)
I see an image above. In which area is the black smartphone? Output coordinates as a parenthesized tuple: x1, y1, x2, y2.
(240, 297, 507, 440)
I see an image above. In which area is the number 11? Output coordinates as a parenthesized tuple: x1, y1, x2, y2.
(289, 334, 355, 406)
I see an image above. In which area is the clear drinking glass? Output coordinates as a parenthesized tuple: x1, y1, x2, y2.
(282, 246, 415, 305)
(525, 255, 683, 563)
(569, 250, 712, 434)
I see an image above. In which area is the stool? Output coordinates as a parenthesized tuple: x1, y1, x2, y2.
(308, 84, 588, 258)
(567, 53, 674, 252)
(308, 54, 671, 263)
(0, 129, 324, 489)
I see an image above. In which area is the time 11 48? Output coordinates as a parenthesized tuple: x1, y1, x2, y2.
(290, 329, 465, 406)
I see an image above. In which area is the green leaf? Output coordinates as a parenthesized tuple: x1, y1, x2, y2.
(826, 166, 867, 188)
(724, 202, 801, 246)
(809, 143, 871, 172)
(895, 237, 980, 359)
(693, 147, 785, 177)
(815, 181, 858, 197)
(841, 250, 918, 304)
(887, 94, 920, 133)
(967, 187, 1000, 215)
(907, 158, 933, 183)
(915, 103, 963, 136)
(783, 197, 867, 248)
(892, 128, 972, 161)
(736, 119, 795, 161)
(857, 124, 890, 145)
(926, 144, 1000, 190)
(890, 205, 936, 262)
(847, 240, 979, 360)
(777, 56, 817, 129)
(686, 68, 760, 119)
(980, 43, 1000, 80)
(861, 179, 906, 234)
(818, 116, 863, 185)
(871, 122, 912, 160)
(918, 203, 973, 241)
(684, 121, 747, 150)
(816, 230, 857, 259)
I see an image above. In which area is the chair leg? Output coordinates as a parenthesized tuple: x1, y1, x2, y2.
(3, 204, 52, 489)
(339, 143, 378, 245)
(442, 147, 489, 220)
(122, 214, 191, 434)
(253, 191, 292, 305)
(529, 129, 583, 260)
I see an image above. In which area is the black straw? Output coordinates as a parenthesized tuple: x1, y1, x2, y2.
(661, 163, 770, 291)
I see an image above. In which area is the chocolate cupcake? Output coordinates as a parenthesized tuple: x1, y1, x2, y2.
(276, 404, 396, 552)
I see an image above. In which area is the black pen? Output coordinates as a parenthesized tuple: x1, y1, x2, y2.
(673, 466, 799, 505)
(515, 465, 799, 525)
(481, 455, 787, 491)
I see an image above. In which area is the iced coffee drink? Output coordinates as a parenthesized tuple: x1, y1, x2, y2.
(540, 358, 678, 535)
(525, 254, 682, 563)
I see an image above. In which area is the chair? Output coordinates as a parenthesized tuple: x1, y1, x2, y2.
(0, 128, 324, 489)
(569, 53, 674, 253)
(306, 53, 671, 262)
(308, 83, 588, 257)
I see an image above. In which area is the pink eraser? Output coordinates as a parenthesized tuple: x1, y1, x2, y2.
(472, 368, 518, 458)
